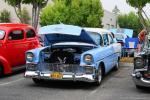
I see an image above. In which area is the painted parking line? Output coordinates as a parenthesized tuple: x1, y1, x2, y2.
(0, 78, 24, 86)
(89, 89, 98, 95)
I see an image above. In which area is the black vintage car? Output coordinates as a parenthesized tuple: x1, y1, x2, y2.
(132, 31, 150, 89)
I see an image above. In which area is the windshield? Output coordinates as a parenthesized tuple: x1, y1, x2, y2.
(87, 31, 102, 45)
(114, 34, 124, 40)
(0, 30, 5, 40)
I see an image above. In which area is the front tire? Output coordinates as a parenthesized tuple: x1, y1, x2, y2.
(136, 85, 144, 89)
(94, 66, 103, 86)
(32, 78, 43, 84)
(0, 66, 3, 77)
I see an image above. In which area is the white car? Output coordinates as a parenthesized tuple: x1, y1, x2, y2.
(114, 33, 129, 46)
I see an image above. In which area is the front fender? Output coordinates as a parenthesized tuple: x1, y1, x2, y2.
(80, 47, 114, 69)
(26, 46, 49, 63)
(0, 56, 11, 74)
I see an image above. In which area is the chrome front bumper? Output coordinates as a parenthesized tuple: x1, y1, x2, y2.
(132, 73, 150, 87)
(24, 71, 95, 82)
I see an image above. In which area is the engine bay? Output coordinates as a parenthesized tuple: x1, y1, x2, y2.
(42, 46, 93, 64)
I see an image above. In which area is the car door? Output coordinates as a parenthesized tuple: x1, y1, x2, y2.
(102, 33, 114, 71)
(5, 29, 27, 67)
(108, 33, 118, 67)
(25, 28, 40, 50)
(109, 33, 121, 58)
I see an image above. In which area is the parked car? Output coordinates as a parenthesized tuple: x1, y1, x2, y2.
(132, 33, 150, 89)
(0, 23, 41, 76)
(24, 24, 120, 85)
(132, 51, 150, 89)
(114, 33, 129, 46)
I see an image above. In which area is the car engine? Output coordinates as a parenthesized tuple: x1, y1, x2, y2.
(42, 47, 84, 64)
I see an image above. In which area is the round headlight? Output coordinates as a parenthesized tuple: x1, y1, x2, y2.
(134, 57, 144, 69)
(84, 54, 93, 64)
(26, 53, 34, 62)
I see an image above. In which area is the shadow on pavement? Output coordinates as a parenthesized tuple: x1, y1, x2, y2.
(27, 66, 120, 90)
(136, 87, 150, 93)
(0, 69, 25, 79)
(28, 80, 99, 90)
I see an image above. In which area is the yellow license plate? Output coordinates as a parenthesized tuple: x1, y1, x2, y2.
(51, 72, 63, 79)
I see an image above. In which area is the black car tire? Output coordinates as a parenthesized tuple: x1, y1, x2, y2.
(94, 66, 103, 86)
(32, 78, 43, 84)
(0, 66, 3, 77)
(136, 85, 144, 89)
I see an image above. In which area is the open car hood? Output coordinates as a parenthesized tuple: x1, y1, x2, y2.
(38, 24, 97, 46)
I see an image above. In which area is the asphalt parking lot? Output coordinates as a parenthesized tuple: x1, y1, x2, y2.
(0, 63, 150, 100)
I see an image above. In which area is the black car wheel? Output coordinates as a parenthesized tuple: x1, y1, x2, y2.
(0, 66, 3, 77)
(94, 66, 103, 86)
(136, 85, 144, 89)
(32, 78, 43, 84)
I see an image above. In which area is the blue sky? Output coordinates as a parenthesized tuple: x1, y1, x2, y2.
(101, 0, 150, 17)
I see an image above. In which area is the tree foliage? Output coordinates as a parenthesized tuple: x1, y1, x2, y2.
(118, 12, 143, 37)
(126, 0, 150, 9)
(0, 9, 11, 23)
(20, 7, 31, 24)
(40, 0, 104, 27)
(126, 0, 150, 32)
(23, 0, 49, 29)
(4, 0, 24, 23)
(4, 0, 48, 28)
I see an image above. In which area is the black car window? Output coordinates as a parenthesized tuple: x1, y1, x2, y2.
(26, 29, 36, 38)
(8, 30, 24, 40)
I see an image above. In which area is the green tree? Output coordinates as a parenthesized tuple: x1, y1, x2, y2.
(4, 0, 24, 23)
(0, 9, 11, 23)
(20, 7, 31, 24)
(126, 0, 150, 31)
(4, 0, 48, 28)
(118, 12, 143, 37)
(23, 0, 49, 29)
(40, 0, 104, 27)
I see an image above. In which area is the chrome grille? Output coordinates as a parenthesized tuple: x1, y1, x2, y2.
(40, 63, 83, 73)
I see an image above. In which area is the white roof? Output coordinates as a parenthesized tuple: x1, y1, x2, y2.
(84, 27, 111, 34)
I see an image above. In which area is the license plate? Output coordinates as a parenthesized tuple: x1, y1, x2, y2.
(51, 72, 63, 79)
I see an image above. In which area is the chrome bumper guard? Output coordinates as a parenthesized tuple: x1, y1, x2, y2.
(132, 73, 150, 87)
(24, 71, 95, 82)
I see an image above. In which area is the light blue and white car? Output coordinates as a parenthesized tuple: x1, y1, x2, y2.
(24, 24, 120, 85)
